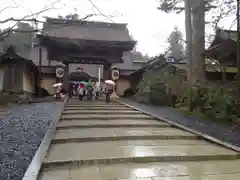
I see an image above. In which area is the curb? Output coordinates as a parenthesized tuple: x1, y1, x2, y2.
(56, 124, 172, 129)
(42, 153, 240, 168)
(51, 134, 200, 144)
(21, 97, 69, 180)
(117, 100, 240, 153)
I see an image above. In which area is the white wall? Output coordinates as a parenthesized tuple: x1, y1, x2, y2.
(29, 47, 49, 66)
(22, 71, 35, 93)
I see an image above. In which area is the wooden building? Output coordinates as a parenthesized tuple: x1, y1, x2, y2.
(0, 46, 39, 95)
(32, 17, 136, 94)
(204, 29, 238, 81)
(0, 18, 147, 97)
(129, 55, 169, 92)
(113, 52, 148, 96)
(204, 29, 237, 65)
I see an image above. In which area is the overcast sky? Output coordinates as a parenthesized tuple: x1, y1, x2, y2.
(0, 0, 236, 56)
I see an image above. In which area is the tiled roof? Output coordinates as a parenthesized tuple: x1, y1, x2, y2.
(217, 29, 238, 41)
(42, 17, 133, 42)
(0, 47, 38, 72)
(205, 29, 238, 65)
(113, 52, 148, 71)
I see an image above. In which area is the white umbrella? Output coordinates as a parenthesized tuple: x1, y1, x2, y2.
(105, 80, 115, 85)
(53, 83, 63, 87)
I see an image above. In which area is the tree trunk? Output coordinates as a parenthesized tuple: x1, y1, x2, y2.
(191, 0, 205, 83)
(185, 0, 193, 79)
(185, 0, 194, 111)
(236, 0, 240, 91)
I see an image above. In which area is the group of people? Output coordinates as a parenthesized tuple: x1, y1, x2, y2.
(67, 80, 114, 102)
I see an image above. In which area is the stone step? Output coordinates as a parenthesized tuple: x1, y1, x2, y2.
(51, 127, 198, 143)
(62, 110, 140, 115)
(65, 104, 122, 108)
(60, 118, 157, 121)
(64, 106, 131, 110)
(56, 119, 171, 129)
(56, 124, 170, 129)
(42, 140, 240, 167)
(38, 160, 240, 180)
(60, 114, 153, 120)
(67, 99, 113, 103)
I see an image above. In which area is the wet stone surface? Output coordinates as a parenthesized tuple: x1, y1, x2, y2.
(0, 102, 62, 180)
(121, 98, 240, 148)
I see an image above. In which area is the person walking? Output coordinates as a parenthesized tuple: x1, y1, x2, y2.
(55, 85, 61, 100)
(95, 82, 101, 99)
(105, 83, 113, 102)
(87, 81, 93, 100)
(78, 83, 85, 100)
(68, 82, 73, 98)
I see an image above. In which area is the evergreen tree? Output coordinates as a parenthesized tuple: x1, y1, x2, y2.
(166, 26, 185, 61)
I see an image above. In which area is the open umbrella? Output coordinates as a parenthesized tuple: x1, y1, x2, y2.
(79, 81, 88, 85)
(105, 80, 115, 85)
(68, 71, 92, 82)
(53, 83, 62, 87)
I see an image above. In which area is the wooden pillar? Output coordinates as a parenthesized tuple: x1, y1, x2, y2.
(63, 62, 69, 92)
(103, 62, 111, 80)
(38, 47, 42, 96)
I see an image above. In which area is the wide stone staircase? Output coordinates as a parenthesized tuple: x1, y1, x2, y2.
(37, 98, 240, 180)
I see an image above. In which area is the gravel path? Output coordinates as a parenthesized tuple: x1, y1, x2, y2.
(0, 102, 63, 180)
(120, 98, 240, 148)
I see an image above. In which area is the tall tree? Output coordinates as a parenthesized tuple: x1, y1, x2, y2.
(166, 26, 185, 61)
(158, 0, 206, 111)
(191, 0, 205, 83)
(158, 0, 237, 82)
(158, 0, 237, 110)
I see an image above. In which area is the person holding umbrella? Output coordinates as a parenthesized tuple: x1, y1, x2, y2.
(104, 80, 115, 102)
(78, 82, 86, 100)
(53, 83, 62, 100)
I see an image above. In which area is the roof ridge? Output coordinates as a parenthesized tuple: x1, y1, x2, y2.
(44, 17, 128, 29)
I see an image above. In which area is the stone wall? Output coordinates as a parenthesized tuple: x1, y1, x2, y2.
(41, 77, 56, 95)
(22, 71, 35, 93)
(116, 78, 131, 96)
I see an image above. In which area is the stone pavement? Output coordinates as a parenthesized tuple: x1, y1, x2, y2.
(37, 98, 240, 180)
(119, 98, 240, 148)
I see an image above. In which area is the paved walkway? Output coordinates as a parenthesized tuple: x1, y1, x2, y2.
(120, 98, 240, 148)
(37, 98, 240, 180)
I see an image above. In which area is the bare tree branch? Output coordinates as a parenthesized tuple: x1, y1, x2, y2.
(0, 0, 19, 14)
(0, 0, 63, 38)
(0, 0, 119, 43)
(86, 0, 114, 22)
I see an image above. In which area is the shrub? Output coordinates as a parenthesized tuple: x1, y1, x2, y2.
(123, 88, 135, 97)
(136, 66, 177, 106)
(0, 91, 22, 105)
(179, 81, 240, 123)
(202, 84, 238, 122)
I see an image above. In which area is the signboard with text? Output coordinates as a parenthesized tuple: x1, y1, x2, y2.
(111, 69, 119, 80)
(56, 67, 64, 78)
